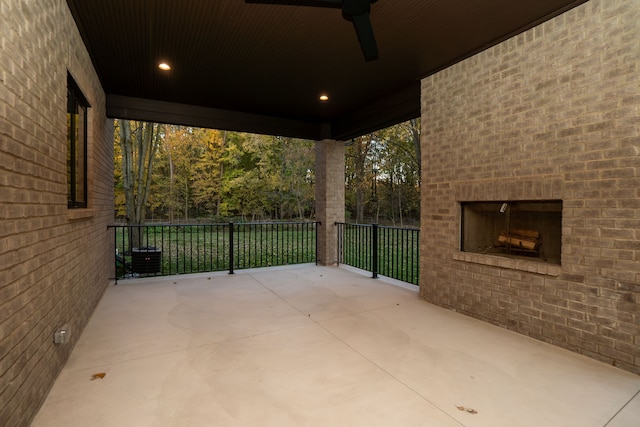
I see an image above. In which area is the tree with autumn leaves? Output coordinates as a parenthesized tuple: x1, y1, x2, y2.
(114, 119, 420, 225)
(115, 122, 316, 223)
(344, 119, 421, 226)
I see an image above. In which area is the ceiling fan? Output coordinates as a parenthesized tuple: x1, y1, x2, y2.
(245, 0, 379, 61)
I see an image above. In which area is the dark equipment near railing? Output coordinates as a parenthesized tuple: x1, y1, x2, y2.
(108, 222, 318, 282)
(131, 247, 162, 274)
(336, 222, 419, 285)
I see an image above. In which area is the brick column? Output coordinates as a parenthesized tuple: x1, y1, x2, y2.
(315, 139, 345, 266)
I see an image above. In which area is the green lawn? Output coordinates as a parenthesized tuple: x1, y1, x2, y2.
(113, 223, 316, 278)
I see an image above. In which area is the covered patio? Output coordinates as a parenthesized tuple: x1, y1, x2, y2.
(2, 1, 639, 425)
(32, 265, 639, 427)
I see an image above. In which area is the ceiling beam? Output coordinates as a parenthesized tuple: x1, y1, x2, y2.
(107, 95, 326, 140)
(106, 92, 419, 141)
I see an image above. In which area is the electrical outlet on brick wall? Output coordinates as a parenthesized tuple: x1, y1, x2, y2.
(54, 324, 71, 344)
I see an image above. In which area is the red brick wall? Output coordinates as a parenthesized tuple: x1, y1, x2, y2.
(0, 1, 114, 425)
(420, 0, 639, 374)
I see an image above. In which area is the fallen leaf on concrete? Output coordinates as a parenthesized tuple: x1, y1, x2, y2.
(455, 405, 478, 414)
(91, 373, 106, 380)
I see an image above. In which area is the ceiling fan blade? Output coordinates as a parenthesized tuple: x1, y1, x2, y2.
(350, 12, 378, 61)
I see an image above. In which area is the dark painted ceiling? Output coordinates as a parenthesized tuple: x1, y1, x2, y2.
(66, 0, 587, 140)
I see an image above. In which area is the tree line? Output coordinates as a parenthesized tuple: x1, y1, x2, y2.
(114, 119, 420, 226)
(345, 119, 420, 226)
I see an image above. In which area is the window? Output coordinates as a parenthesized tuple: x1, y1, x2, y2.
(67, 73, 89, 208)
(461, 200, 562, 265)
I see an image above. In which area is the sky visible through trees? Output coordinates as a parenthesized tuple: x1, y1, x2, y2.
(114, 119, 420, 226)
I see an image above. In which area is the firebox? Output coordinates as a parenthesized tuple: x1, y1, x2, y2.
(461, 200, 562, 265)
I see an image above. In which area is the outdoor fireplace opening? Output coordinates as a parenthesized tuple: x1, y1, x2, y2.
(461, 200, 562, 265)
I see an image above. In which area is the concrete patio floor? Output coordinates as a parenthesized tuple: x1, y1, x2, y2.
(32, 264, 639, 427)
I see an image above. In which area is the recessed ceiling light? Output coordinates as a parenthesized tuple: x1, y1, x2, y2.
(319, 94, 329, 101)
(158, 62, 171, 71)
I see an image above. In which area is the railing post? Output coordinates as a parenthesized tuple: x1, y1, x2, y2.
(107, 225, 118, 285)
(334, 222, 340, 266)
(228, 222, 234, 274)
(316, 222, 320, 265)
(372, 223, 378, 279)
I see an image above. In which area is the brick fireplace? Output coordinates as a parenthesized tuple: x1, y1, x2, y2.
(419, 0, 639, 374)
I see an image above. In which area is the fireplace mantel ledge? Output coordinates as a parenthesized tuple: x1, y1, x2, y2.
(453, 252, 561, 277)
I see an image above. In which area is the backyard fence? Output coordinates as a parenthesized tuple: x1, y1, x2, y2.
(336, 222, 420, 285)
(108, 222, 318, 281)
(109, 221, 419, 286)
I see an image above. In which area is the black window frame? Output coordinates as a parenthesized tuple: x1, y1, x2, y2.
(67, 73, 90, 209)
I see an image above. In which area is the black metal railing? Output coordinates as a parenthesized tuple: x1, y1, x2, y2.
(109, 222, 318, 280)
(336, 222, 419, 285)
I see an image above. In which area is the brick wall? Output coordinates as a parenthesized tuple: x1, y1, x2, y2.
(315, 139, 345, 266)
(0, 1, 114, 425)
(420, 0, 639, 374)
